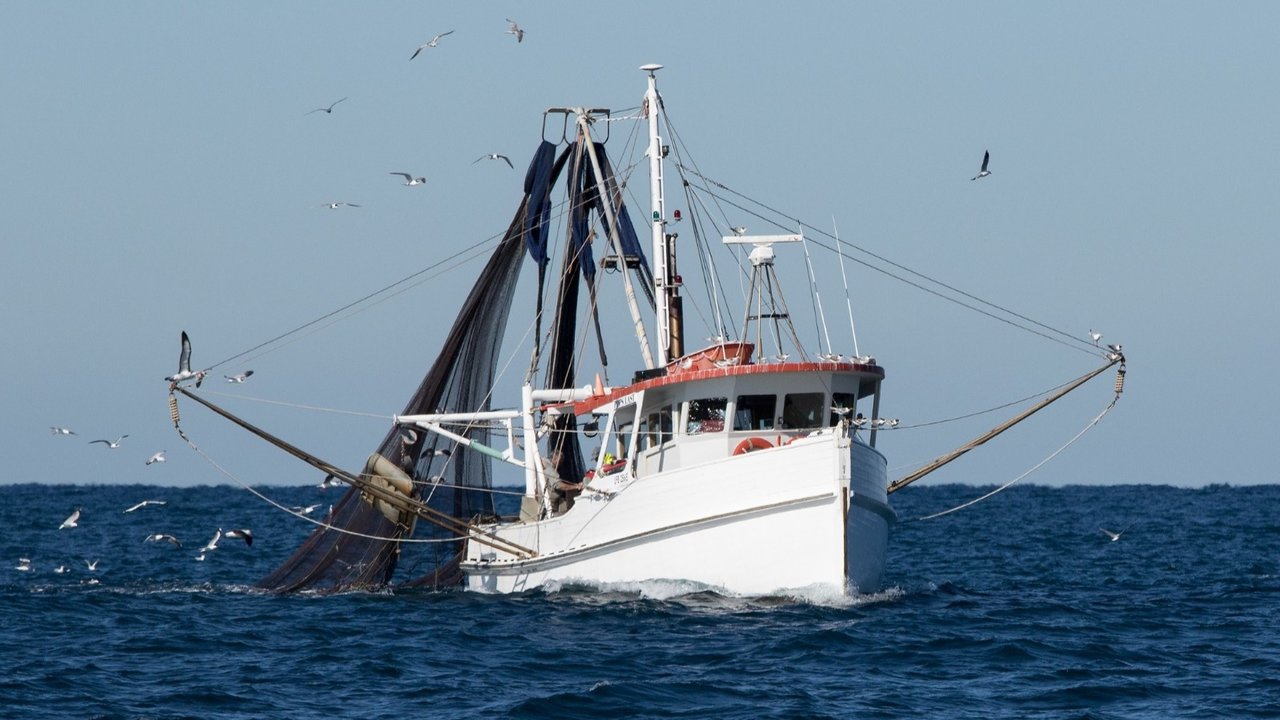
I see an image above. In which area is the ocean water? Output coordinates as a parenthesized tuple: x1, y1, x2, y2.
(1, 482, 1277, 719)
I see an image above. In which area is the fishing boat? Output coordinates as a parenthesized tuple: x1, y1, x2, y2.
(170, 64, 1124, 596)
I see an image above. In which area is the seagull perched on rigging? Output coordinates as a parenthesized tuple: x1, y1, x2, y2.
(59, 508, 81, 530)
(123, 500, 166, 513)
(410, 30, 454, 60)
(473, 153, 513, 169)
(50, 426, 77, 436)
(165, 331, 206, 388)
(223, 529, 254, 547)
(390, 172, 426, 186)
(224, 370, 254, 383)
(1089, 329, 1103, 346)
(89, 435, 128, 449)
(305, 97, 348, 116)
(1099, 525, 1130, 542)
(970, 150, 991, 181)
(145, 451, 166, 466)
(144, 533, 182, 548)
(505, 18, 524, 42)
(323, 202, 360, 209)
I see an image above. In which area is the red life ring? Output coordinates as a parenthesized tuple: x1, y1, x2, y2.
(733, 437, 774, 455)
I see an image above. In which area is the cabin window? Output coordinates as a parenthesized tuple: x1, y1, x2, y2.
(781, 392, 825, 429)
(644, 408, 674, 448)
(831, 392, 857, 426)
(734, 394, 777, 431)
(686, 397, 727, 434)
(614, 422, 633, 460)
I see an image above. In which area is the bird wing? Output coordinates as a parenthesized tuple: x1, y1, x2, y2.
(390, 172, 412, 180)
(410, 45, 426, 60)
(330, 97, 347, 109)
(178, 331, 192, 373)
(499, 154, 513, 168)
(90, 440, 109, 445)
(981, 150, 990, 172)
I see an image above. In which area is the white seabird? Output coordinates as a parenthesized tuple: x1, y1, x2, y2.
(291, 504, 321, 516)
(84, 558, 99, 572)
(305, 97, 347, 115)
(145, 533, 182, 548)
(224, 370, 255, 383)
(145, 451, 166, 466)
(729, 226, 747, 236)
(50, 426, 77, 436)
(59, 508, 81, 530)
(1089, 329, 1103, 346)
(15, 558, 32, 572)
(165, 331, 207, 388)
(473, 153, 514, 169)
(224, 529, 254, 547)
(89, 434, 129, 449)
(54, 564, 68, 574)
(1099, 525, 1130, 542)
(971, 150, 991, 181)
(200, 529, 222, 553)
(390, 172, 426, 186)
(410, 30, 454, 60)
(123, 499, 167, 513)
(323, 202, 361, 209)
(505, 18, 525, 42)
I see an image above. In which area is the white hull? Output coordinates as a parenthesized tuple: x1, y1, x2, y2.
(462, 431, 892, 596)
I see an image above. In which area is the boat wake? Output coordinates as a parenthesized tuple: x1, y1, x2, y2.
(538, 576, 907, 609)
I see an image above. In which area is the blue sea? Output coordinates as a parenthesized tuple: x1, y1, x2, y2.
(1, 483, 1277, 719)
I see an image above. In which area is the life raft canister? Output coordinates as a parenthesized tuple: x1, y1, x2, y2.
(732, 437, 774, 455)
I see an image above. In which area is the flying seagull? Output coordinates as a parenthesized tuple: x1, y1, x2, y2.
(291, 504, 321, 516)
(971, 150, 991, 181)
(323, 202, 361, 209)
(84, 558, 99, 572)
(505, 18, 524, 43)
(145, 451, 166, 466)
(410, 30, 454, 60)
(1089, 329, 1103, 346)
(224, 370, 254, 383)
(89, 435, 129, 449)
(59, 508, 81, 530)
(305, 97, 347, 115)
(15, 558, 32, 572)
(729, 226, 747, 236)
(50, 426, 77, 436)
(223, 529, 254, 547)
(200, 529, 222, 553)
(123, 499, 166, 513)
(473, 153, 514, 169)
(390, 172, 426, 186)
(165, 331, 206, 388)
(1099, 525, 1130, 542)
(145, 533, 182, 548)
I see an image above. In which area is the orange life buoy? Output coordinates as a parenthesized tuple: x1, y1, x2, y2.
(733, 437, 774, 455)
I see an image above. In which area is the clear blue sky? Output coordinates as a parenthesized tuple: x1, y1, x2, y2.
(3, 2, 1276, 489)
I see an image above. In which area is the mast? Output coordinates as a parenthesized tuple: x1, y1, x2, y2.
(643, 63, 683, 365)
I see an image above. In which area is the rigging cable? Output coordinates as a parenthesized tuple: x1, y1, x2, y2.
(677, 167, 1099, 356)
(912, 369, 1124, 522)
